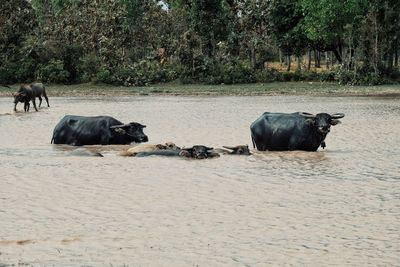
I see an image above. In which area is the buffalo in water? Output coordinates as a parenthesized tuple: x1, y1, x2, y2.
(250, 112, 345, 151)
(13, 83, 49, 112)
(214, 145, 252, 155)
(119, 142, 180, 156)
(51, 115, 148, 146)
(135, 145, 219, 159)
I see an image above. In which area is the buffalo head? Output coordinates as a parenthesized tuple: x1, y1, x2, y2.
(300, 112, 345, 134)
(110, 122, 148, 143)
(13, 91, 28, 104)
(223, 145, 251, 155)
(179, 145, 217, 159)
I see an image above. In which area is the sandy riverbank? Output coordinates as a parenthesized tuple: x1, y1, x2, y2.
(1, 82, 400, 97)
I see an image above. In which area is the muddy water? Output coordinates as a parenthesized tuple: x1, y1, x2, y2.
(0, 95, 399, 266)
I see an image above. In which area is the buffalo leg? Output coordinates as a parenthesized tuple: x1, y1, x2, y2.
(14, 103, 17, 112)
(24, 102, 30, 112)
(38, 96, 42, 107)
(32, 98, 38, 111)
(43, 91, 50, 107)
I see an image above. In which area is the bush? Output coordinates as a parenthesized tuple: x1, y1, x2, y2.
(96, 60, 179, 86)
(318, 71, 335, 82)
(222, 60, 255, 84)
(96, 68, 114, 84)
(334, 67, 355, 85)
(0, 59, 36, 84)
(255, 69, 281, 82)
(79, 53, 101, 82)
(36, 59, 69, 83)
(179, 58, 256, 85)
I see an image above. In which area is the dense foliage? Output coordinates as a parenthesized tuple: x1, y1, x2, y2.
(1, 0, 399, 86)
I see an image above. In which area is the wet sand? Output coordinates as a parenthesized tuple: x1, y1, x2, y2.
(0, 95, 399, 266)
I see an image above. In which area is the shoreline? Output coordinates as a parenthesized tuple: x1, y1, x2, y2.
(1, 82, 400, 97)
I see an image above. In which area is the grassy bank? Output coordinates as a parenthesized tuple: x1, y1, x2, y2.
(1, 82, 400, 97)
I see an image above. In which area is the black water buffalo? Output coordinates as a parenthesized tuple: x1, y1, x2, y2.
(250, 112, 345, 151)
(51, 115, 148, 146)
(135, 145, 219, 159)
(13, 83, 49, 112)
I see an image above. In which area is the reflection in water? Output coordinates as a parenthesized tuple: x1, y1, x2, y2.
(0, 96, 399, 266)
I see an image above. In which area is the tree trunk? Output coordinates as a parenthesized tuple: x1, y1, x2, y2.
(250, 44, 256, 70)
(395, 47, 399, 67)
(308, 50, 312, 70)
(279, 49, 283, 67)
(373, 12, 379, 74)
(296, 55, 301, 71)
(286, 55, 291, 71)
(314, 50, 321, 68)
(332, 48, 342, 64)
(325, 51, 330, 70)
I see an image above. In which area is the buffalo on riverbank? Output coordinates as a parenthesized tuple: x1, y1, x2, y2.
(13, 83, 49, 112)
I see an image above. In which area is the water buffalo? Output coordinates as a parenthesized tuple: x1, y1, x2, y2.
(119, 142, 180, 156)
(250, 112, 345, 151)
(135, 145, 220, 159)
(213, 145, 251, 155)
(179, 145, 220, 159)
(51, 115, 148, 146)
(13, 83, 49, 112)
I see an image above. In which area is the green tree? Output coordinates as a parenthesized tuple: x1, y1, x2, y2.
(299, 0, 368, 63)
(270, 0, 307, 70)
(0, 0, 37, 83)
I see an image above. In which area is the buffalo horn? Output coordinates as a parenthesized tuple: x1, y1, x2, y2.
(299, 112, 315, 118)
(222, 146, 236, 150)
(206, 146, 214, 150)
(109, 124, 129, 129)
(330, 113, 345, 119)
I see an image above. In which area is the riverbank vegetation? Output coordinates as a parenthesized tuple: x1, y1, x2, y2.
(1, 0, 399, 87)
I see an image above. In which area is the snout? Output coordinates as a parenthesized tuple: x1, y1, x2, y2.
(318, 126, 330, 133)
(140, 135, 149, 142)
(194, 153, 208, 159)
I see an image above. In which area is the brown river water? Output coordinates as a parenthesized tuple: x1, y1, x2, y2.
(0, 95, 399, 266)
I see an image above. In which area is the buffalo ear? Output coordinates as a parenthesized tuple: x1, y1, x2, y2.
(305, 118, 315, 125)
(181, 147, 194, 153)
(112, 127, 126, 134)
(156, 144, 167, 149)
(330, 119, 341, 126)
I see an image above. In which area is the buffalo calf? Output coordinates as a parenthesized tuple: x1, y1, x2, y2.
(13, 83, 49, 112)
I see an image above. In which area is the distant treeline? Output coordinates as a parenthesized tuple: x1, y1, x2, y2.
(1, 0, 399, 86)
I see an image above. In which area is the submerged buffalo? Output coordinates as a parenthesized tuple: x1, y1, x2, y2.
(51, 115, 148, 146)
(135, 145, 219, 159)
(120, 142, 180, 156)
(250, 112, 345, 151)
(13, 83, 49, 112)
(214, 145, 251, 155)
